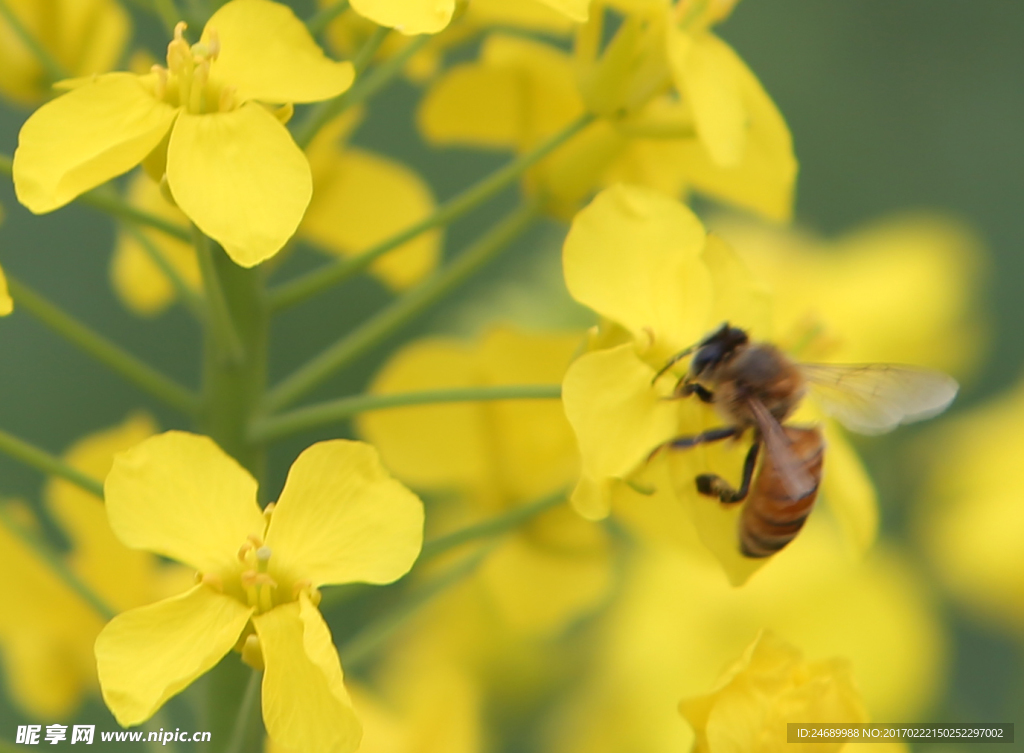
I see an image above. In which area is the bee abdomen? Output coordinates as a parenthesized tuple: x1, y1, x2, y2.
(739, 428, 824, 559)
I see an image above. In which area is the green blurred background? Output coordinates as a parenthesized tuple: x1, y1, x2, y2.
(0, 0, 1021, 747)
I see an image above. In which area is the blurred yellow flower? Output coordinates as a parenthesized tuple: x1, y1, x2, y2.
(920, 382, 1024, 635)
(268, 658, 481, 753)
(419, 27, 794, 220)
(713, 214, 987, 376)
(358, 327, 613, 634)
(0, 414, 189, 718)
(348, 0, 587, 36)
(301, 111, 441, 290)
(549, 527, 941, 753)
(110, 173, 202, 316)
(95, 432, 423, 753)
(679, 630, 869, 753)
(0, 262, 10, 316)
(13, 0, 354, 267)
(111, 113, 439, 314)
(0, 0, 129, 105)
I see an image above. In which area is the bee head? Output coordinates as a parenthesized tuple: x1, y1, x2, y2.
(689, 323, 749, 377)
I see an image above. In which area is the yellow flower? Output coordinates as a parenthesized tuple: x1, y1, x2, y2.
(348, 0, 588, 36)
(548, 525, 944, 753)
(419, 27, 794, 220)
(323, 0, 575, 83)
(560, 183, 782, 582)
(679, 630, 869, 753)
(12, 0, 354, 267)
(712, 213, 986, 376)
(95, 432, 423, 753)
(111, 111, 439, 315)
(919, 382, 1024, 635)
(0, 0, 129, 105)
(0, 414, 189, 717)
(357, 327, 612, 634)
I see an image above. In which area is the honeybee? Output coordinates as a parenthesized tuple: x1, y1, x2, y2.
(652, 323, 959, 558)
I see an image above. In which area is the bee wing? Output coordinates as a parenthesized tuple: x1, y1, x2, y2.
(799, 363, 959, 435)
(747, 398, 817, 500)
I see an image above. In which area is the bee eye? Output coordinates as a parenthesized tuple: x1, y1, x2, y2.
(691, 346, 719, 375)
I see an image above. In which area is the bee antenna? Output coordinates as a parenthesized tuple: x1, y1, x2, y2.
(652, 344, 695, 384)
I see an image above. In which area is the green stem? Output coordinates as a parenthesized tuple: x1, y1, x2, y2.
(197, 244, 269, 481)
(122, 222, 206, 321)
(0, 0, 68, 84)
(80, 188, 193, 243)
(275, 112, 593, 310)
(193, 228, 245, 365)
(250, 383, 562, 443)
(7, 276, 199, 415)
(293, 33, 431, 149)
(350, 24, 390, 75)
(0, 427, 105, 498)
(263, 201, 538, 413)
(223, 669, 263, 753)
(306, 0, 349, 37)
(0, 505, 115, 620)
(339, 548, 489, 669)
(419, 489, 566, 561)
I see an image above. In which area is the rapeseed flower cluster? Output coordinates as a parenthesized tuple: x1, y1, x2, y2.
(0, 0, 1000, 751)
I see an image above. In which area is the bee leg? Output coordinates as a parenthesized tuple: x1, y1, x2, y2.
(676, 380, 715, 403)
(648, 426, 739, 460)
(696, 442, 760, 504)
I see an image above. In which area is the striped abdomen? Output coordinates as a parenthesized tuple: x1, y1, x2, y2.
(739, 426, 825, 558)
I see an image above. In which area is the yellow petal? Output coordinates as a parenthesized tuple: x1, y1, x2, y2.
(13, 73, 177, 213)
(418, 35, 582, 153)
(669, 48, 796, 221)
(205, 0, 354, 104)
(265, 440, 423, 587)
(255, 595, 361, 753)
(302, 147, 441, 290)
(95, 585, 253, 726)
(479, 513, 611, 634)
(358, 339, 492, 490)
(668, 31, 745, 167)
(562, 344, 680, 491)
(167, 104, 311, 267)
(820, 421, 878, 555)
(0, 262, 11, 315)
(104, 431, 266, 573)
(702, 233, 772, 339)
(563, 184, 713, 358)
(350, 0, 455, 34)
(111, 171, 199, 315)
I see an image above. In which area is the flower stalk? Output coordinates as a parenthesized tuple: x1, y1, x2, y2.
(263, 200, 540, 413)
(0, 427, 105, 498)
(273, 112, 595, 310)
(249, 383, 563, 442)
(6, 276, 200, 415)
